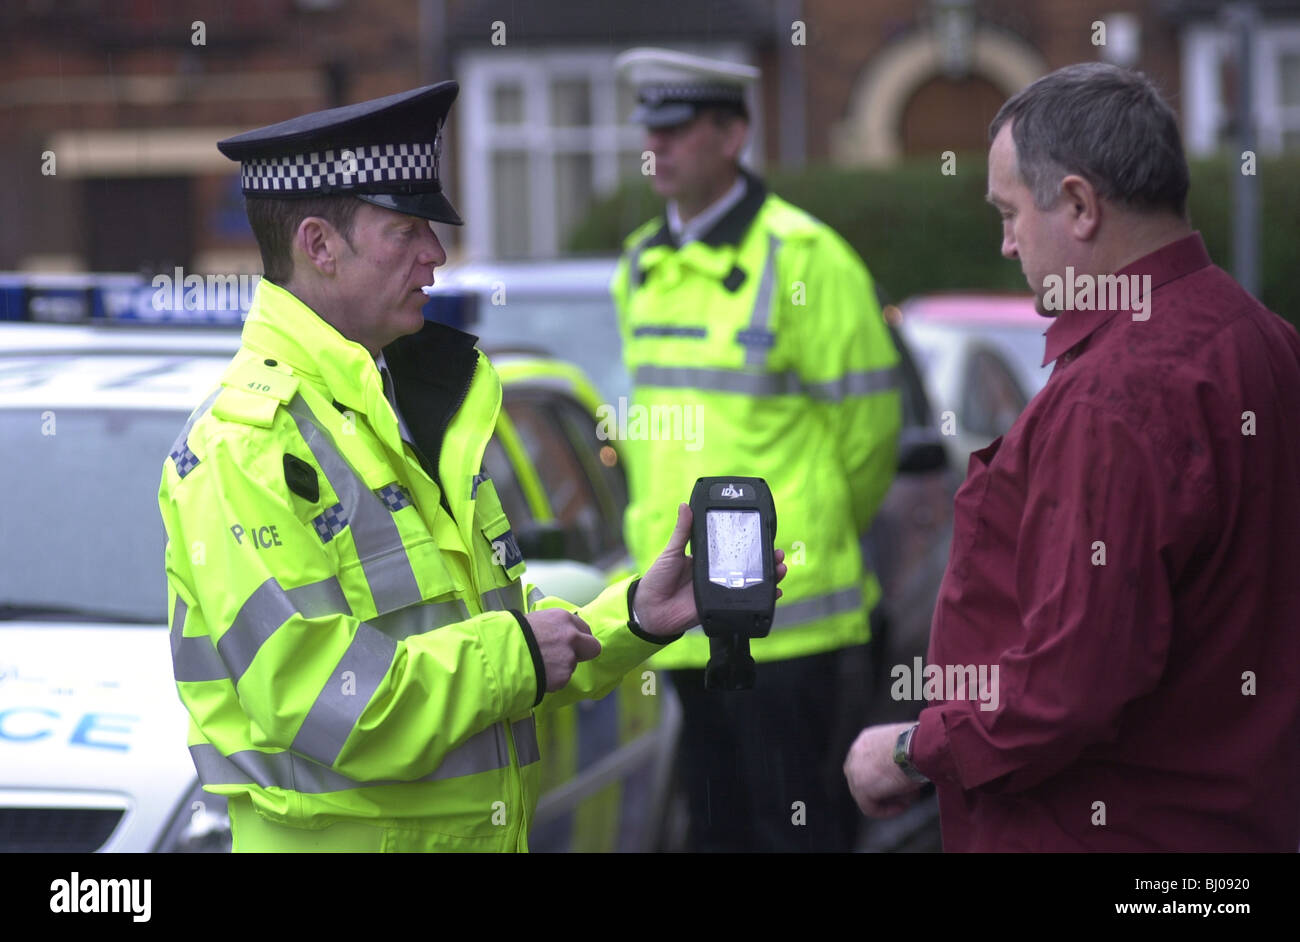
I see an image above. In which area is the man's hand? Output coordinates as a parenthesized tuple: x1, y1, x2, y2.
(843, 722, 925, 818)
(633, 502, 788, 638)
(526, 609, 601, 692)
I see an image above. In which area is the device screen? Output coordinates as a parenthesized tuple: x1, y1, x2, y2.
(706, 509, 765, 588)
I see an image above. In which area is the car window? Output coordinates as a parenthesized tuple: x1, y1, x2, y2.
(886, 325, 933, 428)
(960, 347, 1028, 440)
(548, 397, 627, 564)
(503, 392, 612, 565)
(474, 296, 630, 402)
(480, 434, 535, 529)
(0, 407, 184, 623)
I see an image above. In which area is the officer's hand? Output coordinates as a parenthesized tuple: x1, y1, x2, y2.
(633, 502, 788, 638)
(526, 609, 602, 692)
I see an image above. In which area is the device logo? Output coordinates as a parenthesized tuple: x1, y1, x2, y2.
(719, 484, 744, 499)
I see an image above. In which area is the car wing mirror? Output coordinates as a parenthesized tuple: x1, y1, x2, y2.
(897, 427, 950, 474)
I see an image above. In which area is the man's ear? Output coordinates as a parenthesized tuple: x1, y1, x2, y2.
(295, 216, 340, 277)
(1060, 174, 1101, 241)
(722, 116, 749, 163)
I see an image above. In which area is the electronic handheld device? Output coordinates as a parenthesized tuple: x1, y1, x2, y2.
(688, 476, 777, 690)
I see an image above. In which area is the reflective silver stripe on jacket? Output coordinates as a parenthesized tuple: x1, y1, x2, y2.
(740, 234, 780, 367)
(526, 586, 545, 607)
(771, 586, 864, 630)
(286, 396, 423, 614)
(215, 576, 352, 684)
(634, 364, 899, 402)
(481, 580, 526, 613)
(189, 714, 539, 792)
(512, 715, 541, 766)
(171, 595, 230, 683)
(367, 599, 471, 641)
(166, 388, 222, 469)
(291, 622, 398, 766)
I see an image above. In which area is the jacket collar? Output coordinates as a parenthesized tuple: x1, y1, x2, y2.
(642, 166, 768, 252)
(240, 278, 384, 413)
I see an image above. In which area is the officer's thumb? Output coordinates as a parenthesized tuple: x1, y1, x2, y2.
(665, 502, 692, 555)
(573, 631, 602, 662)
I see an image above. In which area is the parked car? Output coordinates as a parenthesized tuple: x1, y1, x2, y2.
(894, 294, 1052, 463)
(0, 279, 677, 852)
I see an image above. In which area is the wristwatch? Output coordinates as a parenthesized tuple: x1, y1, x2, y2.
(893, 722, 929, 784)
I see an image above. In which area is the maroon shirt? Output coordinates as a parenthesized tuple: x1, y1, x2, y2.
(911, 233, 1300, 851)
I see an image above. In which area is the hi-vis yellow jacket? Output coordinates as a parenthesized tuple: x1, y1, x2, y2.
(157, 279, 670, 852)
(611, 171, 902, 667)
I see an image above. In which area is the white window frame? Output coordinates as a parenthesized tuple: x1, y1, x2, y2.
(1182, 21, 1300, 156)
(456, 43, 761, 259)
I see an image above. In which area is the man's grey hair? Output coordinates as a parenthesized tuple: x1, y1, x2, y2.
(989, 62, 1190, 217)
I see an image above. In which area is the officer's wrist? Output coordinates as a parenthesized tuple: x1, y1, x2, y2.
(626, 578, 681, 645)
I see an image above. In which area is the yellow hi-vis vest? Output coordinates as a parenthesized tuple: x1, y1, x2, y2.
(611, 172, 902, 667)
(158, 279, 669, 852)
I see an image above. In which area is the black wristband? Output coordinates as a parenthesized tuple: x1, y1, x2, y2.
(510, 609, 546, 707)
(626, 577, 683, 645)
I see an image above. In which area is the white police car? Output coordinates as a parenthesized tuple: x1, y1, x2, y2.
(0, 274, 678, 852)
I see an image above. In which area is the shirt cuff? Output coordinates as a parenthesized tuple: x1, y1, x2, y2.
(910, 705, 960, 785)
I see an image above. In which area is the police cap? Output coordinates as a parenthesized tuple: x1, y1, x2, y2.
(615, 48, 758, 129)
(217, 82, 463, 225)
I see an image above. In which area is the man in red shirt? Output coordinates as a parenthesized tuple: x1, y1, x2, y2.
(843, 62, 1300, 851)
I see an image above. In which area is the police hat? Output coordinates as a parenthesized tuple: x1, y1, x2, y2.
(614, 48, 758, 129)
(218, 82, 463, 225)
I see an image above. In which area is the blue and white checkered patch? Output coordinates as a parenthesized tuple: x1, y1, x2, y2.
(170, 440, 200, 479)
(375, 482, 412, 512)
(312, 503, 349, 543)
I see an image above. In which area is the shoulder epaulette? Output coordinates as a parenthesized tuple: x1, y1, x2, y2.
(212, 358, 300, 428)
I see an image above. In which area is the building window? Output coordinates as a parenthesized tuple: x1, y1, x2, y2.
(1182, 21, 1300, 156)
(456, 44, 755, 259)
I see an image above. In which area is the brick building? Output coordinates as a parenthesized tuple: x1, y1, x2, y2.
(0, 0, 1295, 273)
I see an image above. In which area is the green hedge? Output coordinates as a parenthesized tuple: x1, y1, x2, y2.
(568, 155, 1300, 328)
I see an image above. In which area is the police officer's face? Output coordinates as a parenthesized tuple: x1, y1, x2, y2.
(333, 203, 447, 354)
(645, 112, 746, 202)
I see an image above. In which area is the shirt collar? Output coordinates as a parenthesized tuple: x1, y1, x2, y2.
(668, 174, 747, 246)
(1042, 231, 1213, 367)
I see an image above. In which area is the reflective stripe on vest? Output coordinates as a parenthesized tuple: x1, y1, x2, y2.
(771, 585, 863, 629)
(481, 580, 526, 613)
(190, 719, 520, 792)
(285, 396, 423, 614)
(634, 363, 899, 401)
(367, 599, 472, 640)
(527, 586, 545, 607)
(738, 234, 780, 367)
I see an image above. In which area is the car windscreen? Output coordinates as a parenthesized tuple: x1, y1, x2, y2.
(473, 296, 630, 402)
(1, 407, 184, 623)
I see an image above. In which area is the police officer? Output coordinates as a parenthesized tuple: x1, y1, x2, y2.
(157, 83, 773, 852)
(611, 49, 902, 852)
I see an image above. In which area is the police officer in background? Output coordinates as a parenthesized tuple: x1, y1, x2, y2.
(157, 83, 776, 852)
(611, 49, 902, 852)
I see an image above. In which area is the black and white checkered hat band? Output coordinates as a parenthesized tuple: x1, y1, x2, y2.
(241, 141, 438, 193)
(639, 83, 744, 107)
